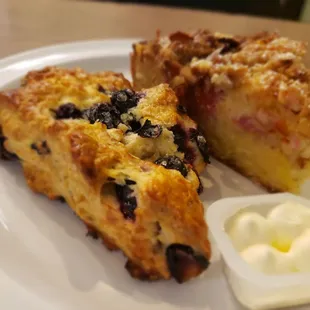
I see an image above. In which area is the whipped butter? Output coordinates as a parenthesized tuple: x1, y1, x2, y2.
(228, 212, 273, 251)
(290, 229, 310, 272)
(228, 201, 310, 275)
(267, 201, 310, 252)
(240, 244, 293, 274)
(207, 194, 310, 310)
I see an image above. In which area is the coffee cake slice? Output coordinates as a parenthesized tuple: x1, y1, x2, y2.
(132, 30, 310, 194)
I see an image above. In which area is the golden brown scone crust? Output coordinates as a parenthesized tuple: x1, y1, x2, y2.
(131, 31, 310, 192)
(0, 67, 211, 282)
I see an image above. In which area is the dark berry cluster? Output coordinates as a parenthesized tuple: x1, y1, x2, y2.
(115, 183, 137, 221)
(54, 103, 82, 120)
(169, 124, 187, 154)
(30, 140, 51, 155)
(0, 134, 18, 160)
(169, 124, 196, 166)
(166, 243, 210, 283)
(136, 120, 162, 138)
(126, 119, 142, 132)
(189, 128, 210, 163)
(110, 89, 140, 114)
(170, 124, 210, 165)
(52, 89, 158, 135)
(155, 155, 188, 177)
(83, 103, 121, 129)
(195, 170, 204, 195)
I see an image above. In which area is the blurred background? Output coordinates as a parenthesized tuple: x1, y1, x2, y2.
(91, 0, 310, 22)
(4, 0, 310, 59)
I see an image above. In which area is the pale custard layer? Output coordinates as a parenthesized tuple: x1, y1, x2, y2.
(201, 93, 310, 193)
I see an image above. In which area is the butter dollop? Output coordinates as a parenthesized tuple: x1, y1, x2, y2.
(267, 201, 310, 252)
(228, 201, 310, 275)
(290, 229, 310, 272)
(240, 244, 293, 274)
(227, 212, 273, 251)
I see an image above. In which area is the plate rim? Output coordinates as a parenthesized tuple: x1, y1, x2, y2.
(0, 38, 141, 87)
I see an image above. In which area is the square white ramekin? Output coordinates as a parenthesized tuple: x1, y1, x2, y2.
(207, 193, 310, 310)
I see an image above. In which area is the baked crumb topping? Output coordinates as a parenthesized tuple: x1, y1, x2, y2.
(135, 31, 310, 141)
(141, 31, 309, 110)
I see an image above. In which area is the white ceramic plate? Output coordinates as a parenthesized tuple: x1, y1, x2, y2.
(0, 40, 305, 310)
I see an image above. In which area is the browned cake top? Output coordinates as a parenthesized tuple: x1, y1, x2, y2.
(134, 30, 310, 137)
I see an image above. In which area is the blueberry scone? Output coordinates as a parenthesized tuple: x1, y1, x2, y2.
(0, 67, 211, 282)
(132, 30, 310, 194)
